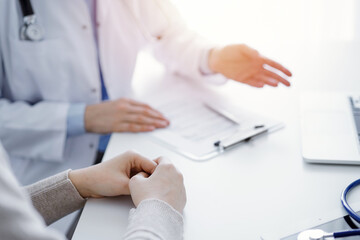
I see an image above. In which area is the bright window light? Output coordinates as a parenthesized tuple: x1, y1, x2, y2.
(171, 0, 357, 44)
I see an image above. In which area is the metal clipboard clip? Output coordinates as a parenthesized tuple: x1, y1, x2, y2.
(214, 125, 268, 152)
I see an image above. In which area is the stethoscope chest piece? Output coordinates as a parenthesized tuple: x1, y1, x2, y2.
(18, 0, 44, 41)
(20, 16, 44, 41)
(297, 229, 333, 240)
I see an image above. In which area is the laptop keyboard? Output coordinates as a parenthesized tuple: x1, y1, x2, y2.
(350, 96, 360, 142)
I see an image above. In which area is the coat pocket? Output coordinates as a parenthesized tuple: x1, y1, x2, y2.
(7, 38, 72, 102)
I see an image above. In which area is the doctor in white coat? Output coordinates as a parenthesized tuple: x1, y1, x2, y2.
(0, 0, 292, 185)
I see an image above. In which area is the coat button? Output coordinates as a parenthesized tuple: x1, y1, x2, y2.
(89, 143, 94, 149)
(82, 25, 87, 30)
(91, 88, 97, 93)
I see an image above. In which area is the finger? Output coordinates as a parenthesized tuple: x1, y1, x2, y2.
(121, 98, 155, 110)
(125, 114, 169, 128)
(152, 157, 180, 179)
(125, 99, 167, 119)
(262, 57, 292, 77)
(154, 157, 161, 165)
(254, 76, 278, 87)
(127, 106, 169, 123)
(132, 171, 150, 180)
(262, 69, 291, 87)
(244, 79, 265, 88)
(137, 172, 150, 178)
(125, 98, 152, 108)
(154, 156, 170, 165)
(116, 123, 156, 132)
(131, 154, 157, 175)
(154, 157, 174, 168)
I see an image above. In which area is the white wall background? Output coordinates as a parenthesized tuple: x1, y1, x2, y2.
(171, 0, 358, 45)
(134, 0, 360, 94)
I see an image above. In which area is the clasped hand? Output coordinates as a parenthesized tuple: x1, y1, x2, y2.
(69, 151, 186, 213)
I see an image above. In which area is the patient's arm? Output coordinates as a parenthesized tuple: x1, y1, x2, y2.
(25, 170, 86, 225)
(25, 151, 158, 225)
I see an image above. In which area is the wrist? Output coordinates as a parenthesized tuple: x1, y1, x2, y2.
(208, 47, 221, 74)
(84, 104, 97, 133)
(69, 169, 92, 198)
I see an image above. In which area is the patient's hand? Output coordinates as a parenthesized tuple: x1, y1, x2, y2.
(129, 157, 186, 213)
(69, 151, 157, 198)
(208, 44, 292, 88)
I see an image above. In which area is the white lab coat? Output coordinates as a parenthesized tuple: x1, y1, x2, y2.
(0, 0, 222, 185)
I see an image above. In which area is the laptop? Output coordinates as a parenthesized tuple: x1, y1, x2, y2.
(300, 92, 360, 164)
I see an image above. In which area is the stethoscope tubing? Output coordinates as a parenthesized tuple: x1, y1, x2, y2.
(341, 178, 360, 223)
(19, 0, 34, 17)
(299, 179, 360, 240)
(333, 229, 360, 238)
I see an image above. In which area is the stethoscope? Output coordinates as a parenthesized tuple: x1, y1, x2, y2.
(17, 0, 168, 43)
(298, 179, 360, 240)
(18, 0, 44, 41)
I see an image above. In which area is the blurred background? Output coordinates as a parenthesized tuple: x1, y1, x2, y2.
(172, 0, 360, 44)
(135, 0, 360, 99)
(143, 0, 360, 93)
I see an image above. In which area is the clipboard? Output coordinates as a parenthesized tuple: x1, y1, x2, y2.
(147, 95, 284, 161)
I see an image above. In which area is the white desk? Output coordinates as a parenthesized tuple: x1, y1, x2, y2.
(73, 42, 360, 240)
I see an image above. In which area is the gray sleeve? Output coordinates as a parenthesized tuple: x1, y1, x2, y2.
(25, 170, 86, 225)
(123, 199, 184, 240)
(0, 143, 65, 240)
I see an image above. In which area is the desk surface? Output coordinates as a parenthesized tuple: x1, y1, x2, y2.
(73, 42, 360, 240)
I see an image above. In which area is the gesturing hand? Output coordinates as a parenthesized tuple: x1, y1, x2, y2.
(208, 44, 292, 88)
(129, 157, 186, 214)
(84, 98, 169, 134)
(69, 151, 157, 198)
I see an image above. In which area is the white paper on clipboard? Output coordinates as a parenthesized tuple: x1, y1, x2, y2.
(141, 90, 283, 161)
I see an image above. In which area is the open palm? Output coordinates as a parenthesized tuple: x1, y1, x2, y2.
(209, 44, 292, 88)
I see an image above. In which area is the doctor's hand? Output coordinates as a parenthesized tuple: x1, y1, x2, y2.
(69, 151, 157, 198)
(208, 44, 292, 88)
(129, 157, 186, 214)
(84, 98, 169, 134)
